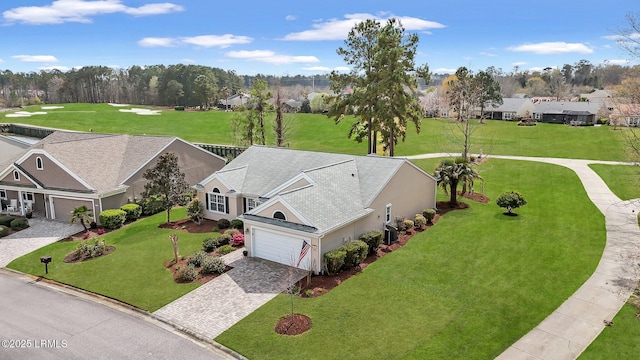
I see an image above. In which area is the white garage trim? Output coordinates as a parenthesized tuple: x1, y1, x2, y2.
(49, 196, 95, 223)
(251, 227, 312, 270)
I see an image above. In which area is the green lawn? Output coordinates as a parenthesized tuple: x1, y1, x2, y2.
(214, 159, 606, 359)
(579, 303, 640, 359)
(7, 208, 217, 312)
(2, 103, 631, 160)
(589, 164, 640, 201)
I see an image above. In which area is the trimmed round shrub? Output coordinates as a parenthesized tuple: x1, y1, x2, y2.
(217, 233, 232, 246)
(10, 218, 29, 231)
(201, 256, 226, 275)
(138, 195, 166, 216)
(342, 240, 368, 268)
(414, 214, 427, 228)
(186, 251, 208, 267)
(202, 237, 219, 252)
(223, 228, 240, 236)
(323, 248, 346, 276)
(231, 233, 245, 246)
(423, 209, 436, 224)
(217, 244, 235, 255)
(230, 219, 244, 230)
(175, 264, 198, 282)
(0, 225, 10, 238)
(0, 215, 15, 227)
(359, 230, 383, 255)
(99, 209, 127, 229)
(120, 203, 142, 222)
(217, 218, 231, 230)
(403, 219, 414, 231)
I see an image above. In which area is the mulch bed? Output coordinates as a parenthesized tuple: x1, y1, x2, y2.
(63, 246, 116, 263)
(164, 256, 233, 284)
(275, 314, 312, 335)
(158, 218, 218, 233)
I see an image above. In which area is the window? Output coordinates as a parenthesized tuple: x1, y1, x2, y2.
(503, 112, 513, 120)
(273, 211, 286, 220)
(385, 204, 392, 224)
(13, 170, 20, 181)
(22, 192, 34, 203)
(0, 189, 6, 200)
(246, 197, 262, 211)
(534, 113, 541, 120)
(208, 188, 226, 213)
(36, 157, 43, 170)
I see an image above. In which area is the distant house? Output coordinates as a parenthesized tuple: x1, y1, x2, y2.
(0, 135, 32, 164)
(532, 101, 601, 125)
(474, 98, 536, 120)
(0, 131, 226, 222)
(195, 145, 437, 273)
(218, 93, 250, 110)
(609, 104, 640, 127)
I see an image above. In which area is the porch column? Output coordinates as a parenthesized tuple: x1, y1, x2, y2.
(17, 190, 24, 216)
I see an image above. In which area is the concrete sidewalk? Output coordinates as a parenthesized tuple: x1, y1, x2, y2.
(408, 153, 640, 360)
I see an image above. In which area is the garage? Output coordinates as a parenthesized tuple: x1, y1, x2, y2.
(251, 227, 312, 270)
(50, 196, 94, 223)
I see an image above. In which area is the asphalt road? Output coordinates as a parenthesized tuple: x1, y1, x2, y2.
(0, 271, 233, 360)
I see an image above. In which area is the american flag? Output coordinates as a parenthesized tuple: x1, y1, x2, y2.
(296, 240, 310, 268)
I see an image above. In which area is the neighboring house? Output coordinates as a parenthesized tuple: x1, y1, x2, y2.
(218, 93, 250, 110)
(195, 145, 437, 273)
(474, 98, 536, 120)
(0, 135, 33, 164)
(532, 101, 601, 125)
(609, 104, 640, 127)
(0, 131, 226, 222)
(282, 99, 303, 113)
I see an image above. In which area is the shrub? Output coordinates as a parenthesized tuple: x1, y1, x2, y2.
(496, 191, 528, 214)
(120, 203, 142, 222)
(217, 233, 232, 246)
(175, 264, 198, 282)
(186, 251, 208, 267)
(0, 215, 15, 227)
(342, 240, 368, 268)
(323, 248, 347, 276)
(186, 198, 204, 224)
(99, 209, 127, 229)
(403, 219, 414, 231)
(414, 214, 427, 228)
(217, 218, 231, 230)
(202, 237, 219, 252)
(10, 218, 29, 231)
(423, 209, 436, 224)
(359, 230, 383, 255)
(138, 195, 166, 216)
(231, 233, 245, 246)
(174, 105, 185, 111)
(223, 228, 240, 237)
(217, 244, 235, 255)
(0, 225, 9, 238)
(230, 219, 244, 230)
(212, 226, 219, 233)
(71, 239, 107, 260)
(201, 256, 226, 275)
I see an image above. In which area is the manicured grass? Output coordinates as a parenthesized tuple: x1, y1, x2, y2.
(7, 208, 217, 312)
(215, 159, 605, 359)
(3, 103, 630, 160)
(589, 164, 640, 201)
(579, 303, 640, 359)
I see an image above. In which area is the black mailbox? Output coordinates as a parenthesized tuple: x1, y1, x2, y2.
(40, 256, 52, 274)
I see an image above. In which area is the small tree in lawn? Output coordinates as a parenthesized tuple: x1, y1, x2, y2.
(496, 191, 527, 215)
(186, 198, 204, 225)
(142, 152, 189, 224)
(169, 234, 179, 265)
(70, 205, 93, 232)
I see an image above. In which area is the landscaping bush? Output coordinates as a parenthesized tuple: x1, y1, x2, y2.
(175, 264, 198, 282)
(217, 218, 231, 230)
(186, 198, 204, 224)
(0, 225, 9, 238)
(202, 237, 219, 252)
(342, 240, 368, 268)
(230, 219, 244, 230)
(120, 203, 142, 222)
(10, 218, 29, 231)
(414, 214, 427, 228)
(217, 244, 235, 255)
(71, 239, 107, 260)
(174, 106, 185, 111)
(217, 233, 232, 246)
(359, 230, 383, 255)
(496, 191, 528, 214)
(0, 215, 15, 227)
(99, 209, 127, 229)
(231, 233, 244, 246)
(201, 256, 226, 275)
(186, 251, 208, 267)
(323, 248, 347, 276)
(138, 195, 166, 216)
(403, 219, 414, 232)
(423, 209, 436, 224)
(223, 228, 239, 236)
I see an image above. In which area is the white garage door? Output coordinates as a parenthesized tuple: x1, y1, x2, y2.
(252, 228, 311, 270)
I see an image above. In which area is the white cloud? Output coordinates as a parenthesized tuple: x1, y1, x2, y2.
(507, 42, 594, 55)
(39, 65, 70, 71)
(3, 0, 184, 25)
(433, 68, 457, 74)
(302, 66, 350, 72)
(602, 33, 640, 40)
(479, 52, 496, 57)
(139, 34, 252, 48)
(181, 58, 196, 63)
(225, 50, 320, 65)
(285, 15, 297, 21)
(283, 13, 445, 41)
(512, 61, 528, 67)
(12, 55, 58, 62)
(603, 59, 630, 65)
(138, 37, 177, 47)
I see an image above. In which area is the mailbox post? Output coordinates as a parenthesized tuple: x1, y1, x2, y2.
(40, 256, 52, 274)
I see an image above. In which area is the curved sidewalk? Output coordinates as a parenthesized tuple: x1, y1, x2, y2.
(408, 154, 640, 359)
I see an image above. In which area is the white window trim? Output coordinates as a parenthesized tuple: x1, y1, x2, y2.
(0, 189, 6, 200)
(13, 170, 20, 181)
(208, 188, 226, 214)
(273, 210, 287, 221)
(36, 156, 44, 170)
(246, 197, 263, 211)
(22, 192, 35, 203)
(385, 203, 392, 224)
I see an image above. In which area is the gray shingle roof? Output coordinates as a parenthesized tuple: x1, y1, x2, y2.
(533, 101, 601, 114)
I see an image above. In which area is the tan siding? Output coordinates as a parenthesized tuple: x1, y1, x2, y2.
(1, 170, 36, 186)
(101, 193, 127, 211)
(255, 202, 302, 224)
(51, 197, 94, 223)
(20, 153, 89, 191)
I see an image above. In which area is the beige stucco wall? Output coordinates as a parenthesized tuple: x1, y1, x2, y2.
(20, 153, 88, 191)
(254, 201, 302, 224)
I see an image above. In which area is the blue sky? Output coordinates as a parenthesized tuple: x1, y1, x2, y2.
(0, 0, 637, 76)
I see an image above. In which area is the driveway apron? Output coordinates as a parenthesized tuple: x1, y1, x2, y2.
(154, 250, 307, 340)
(0, 218, 82, 267)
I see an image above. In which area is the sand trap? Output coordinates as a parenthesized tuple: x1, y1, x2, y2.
(5, 111, 48, 118)
(41, 106, 64, 110)
(118, 108, 161, 115)
(108, 103, 130, 107)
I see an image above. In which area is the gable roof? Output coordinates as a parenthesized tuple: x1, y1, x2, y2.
(484, 98, 533, 112)
(533, 101, 601, 114)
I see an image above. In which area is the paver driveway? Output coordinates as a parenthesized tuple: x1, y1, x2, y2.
(154, 249, 307, 340)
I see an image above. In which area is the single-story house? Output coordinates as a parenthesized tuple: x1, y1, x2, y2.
(195, 145, 437, 273)
(532, 101, 601, 125)
(218, 93, 250, 110)
(473, 98, 536, 120)
(0, 131, 226, 222)
(609, 104, 640, 127)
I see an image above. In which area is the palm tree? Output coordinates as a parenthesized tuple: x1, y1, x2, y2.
(433, 158, 482, 206)
(70, 205, 93, 232)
